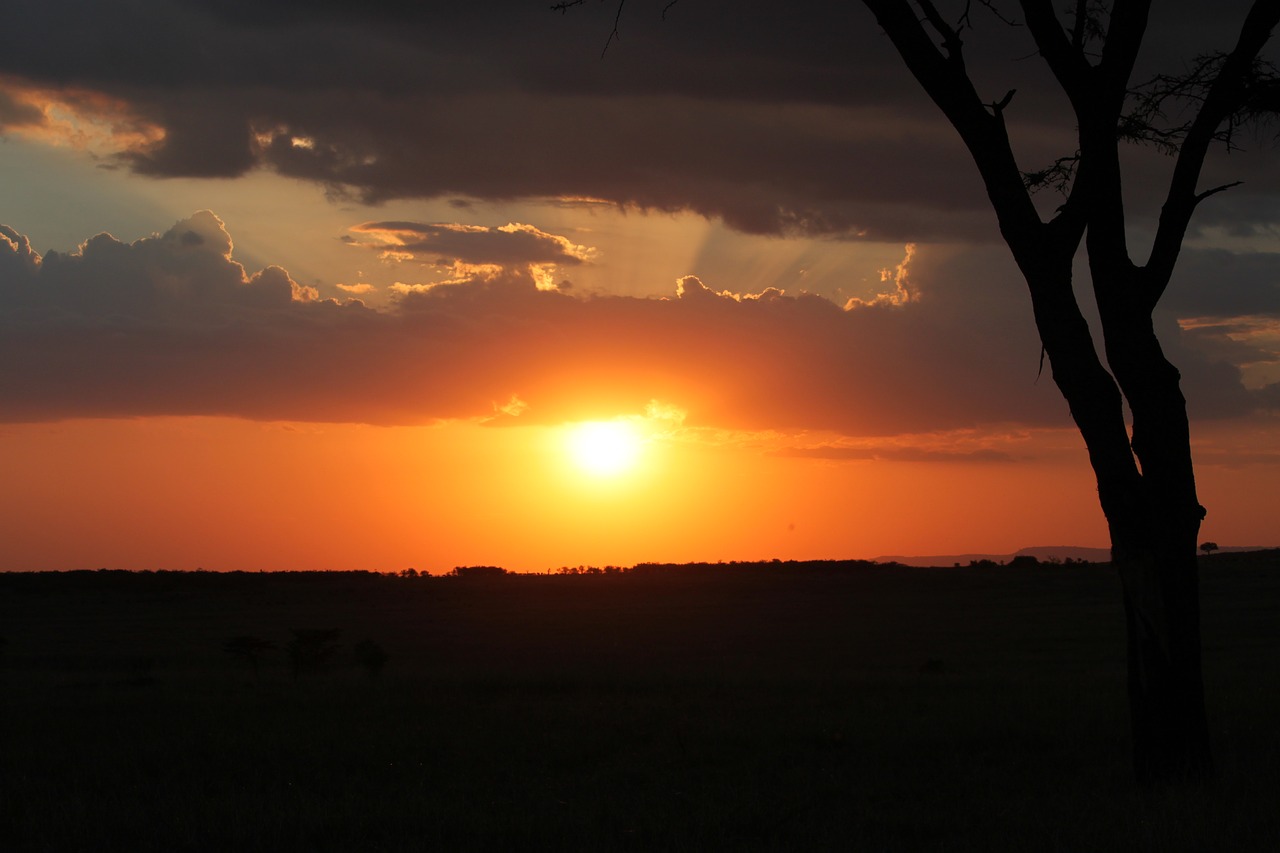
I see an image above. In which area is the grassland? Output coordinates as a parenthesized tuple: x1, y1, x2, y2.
(2, 552, 1278, 851)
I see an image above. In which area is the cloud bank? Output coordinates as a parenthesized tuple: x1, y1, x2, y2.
(3, 2, 1278, 242)
(2, 213, 1271, 432)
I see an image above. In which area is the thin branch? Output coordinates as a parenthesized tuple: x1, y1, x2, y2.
(975, 0, 1020, 27)
(1146, 0, 1280, 307)
(550, 0, 626, 57)
(1194, 180, 1244, 203)
(661, 0, 679, 20)
(1023, 152, 1081, 195)
(602, 0, 627, 57)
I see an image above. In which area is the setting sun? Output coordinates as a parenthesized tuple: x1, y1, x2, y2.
(566, 420, 643, 478)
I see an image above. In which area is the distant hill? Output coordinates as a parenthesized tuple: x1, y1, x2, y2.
(875, 544, 1274, 567)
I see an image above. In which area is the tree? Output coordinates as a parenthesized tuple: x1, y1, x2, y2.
(557, 0, 1280, 783)
(223, 635, 276, 676)
(1200, 541, 1219, 557)
(353, 638, 391, 678)
(857, 0, 1280, 785)
(287, 628, 342, 677)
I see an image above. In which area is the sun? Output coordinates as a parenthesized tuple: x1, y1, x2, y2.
(566, 420, 642, 478)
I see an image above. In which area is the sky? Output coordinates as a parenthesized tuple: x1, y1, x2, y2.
(2, 0, 1279, 571)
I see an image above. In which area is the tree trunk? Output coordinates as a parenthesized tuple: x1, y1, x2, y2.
(1020, 251, 1212, 784)
(1113, 532, 1212, 783)
(1095, 279, 1213, 784)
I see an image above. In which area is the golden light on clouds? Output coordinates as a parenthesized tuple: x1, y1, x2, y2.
(0, 77, 163, 154)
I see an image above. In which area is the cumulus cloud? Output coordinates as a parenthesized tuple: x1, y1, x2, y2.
(845, 243, 917, 309)
(0, 214, 1268, 430)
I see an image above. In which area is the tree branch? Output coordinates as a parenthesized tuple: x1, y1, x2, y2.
(1096, 0, 1153, 109)
(1195, 180, 1244, 203)
(861, 0, 1055, 258)
(916, 0, 966, 62)
(550, 0, 630, 58)
(603, 0, 627, 57)
(1019, 0, 1093, 108)
(1146, 0, 1280, 308)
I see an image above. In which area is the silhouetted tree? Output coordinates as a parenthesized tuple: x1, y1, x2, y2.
(1200, 541, 1219, 557)
(557, 0, 1280, 783)
(224, 635, 277, 675)
(857, 0, 1280, 785)
(353, 639, 390, 677)
(448, 565, 507, 579)
(287, 628, 342, 677)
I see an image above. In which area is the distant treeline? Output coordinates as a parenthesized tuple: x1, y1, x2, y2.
(0, 553, 1134, 590)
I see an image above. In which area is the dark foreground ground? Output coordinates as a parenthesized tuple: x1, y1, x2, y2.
(2, 553, 1278, 851)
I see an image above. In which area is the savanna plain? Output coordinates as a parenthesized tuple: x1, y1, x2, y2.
(3, 552, 1278, 852)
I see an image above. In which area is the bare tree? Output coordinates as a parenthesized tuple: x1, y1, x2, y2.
(556, 0, 1280, 783)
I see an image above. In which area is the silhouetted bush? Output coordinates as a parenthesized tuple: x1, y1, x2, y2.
(223, 635, 276, 674)
(354, 639, 390, 677)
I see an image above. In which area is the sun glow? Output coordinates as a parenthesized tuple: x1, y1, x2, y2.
(566, 420, 643, 478)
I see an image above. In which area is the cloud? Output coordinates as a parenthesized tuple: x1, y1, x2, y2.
(4, 3, 1276, 245)
(347, 221, 597, 267)
(0, 76, 164, 154)
(1, 214, 1266, 431)
(0, 3, 1081, 242)
(845, 243, 916, 309)
(1163, 248, 1280, 318)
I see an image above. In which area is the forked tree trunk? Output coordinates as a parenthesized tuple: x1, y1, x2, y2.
(1095, 279, 1213, 783)
(1021, 253, 1213, 784)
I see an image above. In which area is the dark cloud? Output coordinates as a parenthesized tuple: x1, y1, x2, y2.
(1163, 248, 1280, 318)
(4, 2, 1274, 243)
(0, 214, 1264, 430)
(347, 221, 596, 267)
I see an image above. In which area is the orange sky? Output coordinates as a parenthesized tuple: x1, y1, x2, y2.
(2, 4, 1279, 570)
(2, 412, 1275, 572)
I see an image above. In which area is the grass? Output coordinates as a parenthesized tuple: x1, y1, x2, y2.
(2, 552, 1278, 850)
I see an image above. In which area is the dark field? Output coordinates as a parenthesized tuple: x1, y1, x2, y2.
(3, 554, 1278, 851)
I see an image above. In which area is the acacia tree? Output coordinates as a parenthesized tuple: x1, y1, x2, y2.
(858, 0, 1280, 784)
(558, 0, 1279, 782)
